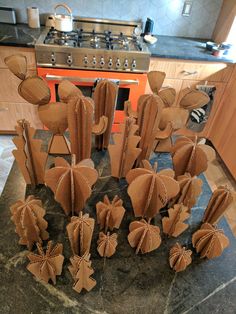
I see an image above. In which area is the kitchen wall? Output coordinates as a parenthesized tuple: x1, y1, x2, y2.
(0, 0, 223, 38)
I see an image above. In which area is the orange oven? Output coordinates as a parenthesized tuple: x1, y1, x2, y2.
(37, 67, 147, 132)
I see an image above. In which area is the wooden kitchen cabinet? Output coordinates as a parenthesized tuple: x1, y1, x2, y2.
(0, 46, 42, 133)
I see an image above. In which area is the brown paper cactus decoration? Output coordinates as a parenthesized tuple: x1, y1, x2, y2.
(169, 243, 192, 272)
(192, 223, 230, 259)
(169, 173, 203, 212)
(162, 204, 190, 237)
(45, 156, 98, 215)
(93, 79, 118, 150)
(68, 253, 96, 293)
(10, 195, 49, 250)
(66, 213, 95, 256)
(27, 241, 64, 284)
(126, 160, 179, 219)
(108, 117, 142, 178)
(97, 232, 118, 257)
(171, 136, 215, 177)
(202, 186, 234, 225)
(67, 95, 108, 163)
(128, 219, 162, 254)
(12, 119, 47, 187)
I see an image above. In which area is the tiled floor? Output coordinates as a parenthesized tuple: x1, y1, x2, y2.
(0, 135, 14, 196)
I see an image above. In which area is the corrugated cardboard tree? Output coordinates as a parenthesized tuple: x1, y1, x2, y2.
(169, 243, 192, 272)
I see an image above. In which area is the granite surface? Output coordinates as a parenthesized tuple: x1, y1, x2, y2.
(0, 130, 236, 314)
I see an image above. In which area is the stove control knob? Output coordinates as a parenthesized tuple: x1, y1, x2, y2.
(131, 60, 136, 70)
(100, 57, 105, 67)
(51, 53, 56, 65)
(92, 56, 97, 66)
(108, 58, 113, 68)
(115, 58, 121, 68)
(124, 59, 129, 69)
(67, 54, 73, 66)
(83, 56, 88, 66)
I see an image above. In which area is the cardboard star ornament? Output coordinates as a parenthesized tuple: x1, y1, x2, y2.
(97, 232, 118, 258)
(126, 160, 179, 219)
(45, 156, 98, 215)
(128, 219, 162, 254)
(66, 213, 95, 256)
(169, 243, 192, 272)
(192, 223, 230, 259)
(27, 241, 64, 284)
(10, 195, 49, 250)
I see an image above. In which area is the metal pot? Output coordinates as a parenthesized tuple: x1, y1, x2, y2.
(53, 3, 73, 32)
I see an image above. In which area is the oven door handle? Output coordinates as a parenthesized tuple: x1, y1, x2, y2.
(44, 74, 139, 85)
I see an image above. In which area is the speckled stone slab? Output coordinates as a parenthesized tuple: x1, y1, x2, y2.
(0, 130, 236, 314)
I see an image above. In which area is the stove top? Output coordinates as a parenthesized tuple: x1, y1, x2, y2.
(35, 17, 151, 73)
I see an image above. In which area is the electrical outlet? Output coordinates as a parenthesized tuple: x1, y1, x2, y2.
(182, 1, 193, 17)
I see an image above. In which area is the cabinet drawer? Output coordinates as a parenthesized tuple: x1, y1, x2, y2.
(0, 46, 36, 69)
(149, 58, 233, 83)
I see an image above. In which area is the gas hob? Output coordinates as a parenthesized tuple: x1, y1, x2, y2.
(35, 17, 151, 73)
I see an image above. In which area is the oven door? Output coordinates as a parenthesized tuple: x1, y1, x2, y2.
(37, 68, 147, 131)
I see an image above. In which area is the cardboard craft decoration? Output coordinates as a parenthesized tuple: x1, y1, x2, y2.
(136, 94, 164, 165)
(162, 204, 190, 237)
(10, 195, 49, 250)
(97, 232, 118, 257)
(96, 195, 126, 232)
(159, 107, 189, 131)
(202, 186, 233, 225)
(27, 241, 64, 284)
(66, 213, 95, 256)
(68, 253, 96, 293)
(126, 160, 179, 219)
(128, 219, 162, 254)
(108, 117, 142, 178)
(67, 95, 108, 163)
(45, 156, 98, 215)
(169, 243, 192, 272)
(93, 79, 118, 150)
(179, 88, 210, 110)
(154, 122, 173, 153)
(58, 80, 83, 102)
(147, 71, 166, 94)
(192, 223, 230, 259)
(12, 119, 47, 187)
(124, 100, 138, 119)
(169, 173, 203, 211)
(158, 87, 176, 107)
(171, 136, 215, 177)
(4, 54, 27, 80)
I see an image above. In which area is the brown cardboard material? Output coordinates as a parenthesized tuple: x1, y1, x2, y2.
(47, 134, 71, 155)
(4, 54, 27, 80)
(12, 119, 47, 187)
(58, 80, 83, 102)
(93, 79, 118, 150)
(126, 160, 179, 219)
(128, 219, 162, 254)
(92, 115, 108, 135)
(162, 204, 190, 237)
(136, 94, 164, 165)
(159, 107, 189, 131)
(147, 71, 166, 94)
(97, 232, 118, 257)
(45, 156, 98, 215)
(179, 88, 210, 110)
(68, 253, 96, 293)
(202, 186, 234, 225)
(158, 87, 176, 107)
(192, 223, 230, 259)
(171, 136, 214, 177)
(169, 243, 192, 272)
(10, 195, 49, 250)
(66, 213, 95, 256)
(27, 241, 64, 284)
(18, 76, 51, 105)
(108, 117, 142, 178)
(96, 195, 126, 232)
(169, 173, 203, 211)
(124, 100, 138, 118)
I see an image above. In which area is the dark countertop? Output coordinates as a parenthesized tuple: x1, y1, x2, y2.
(0, 130, 236, 314)
(147, 35, 236, 64)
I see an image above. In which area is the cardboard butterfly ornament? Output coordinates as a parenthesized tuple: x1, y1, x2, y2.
(126, 160, 180, 219)
(45, 156, 98, 215)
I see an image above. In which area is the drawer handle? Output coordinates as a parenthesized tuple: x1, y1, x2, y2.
(182, 70, 198, 76)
